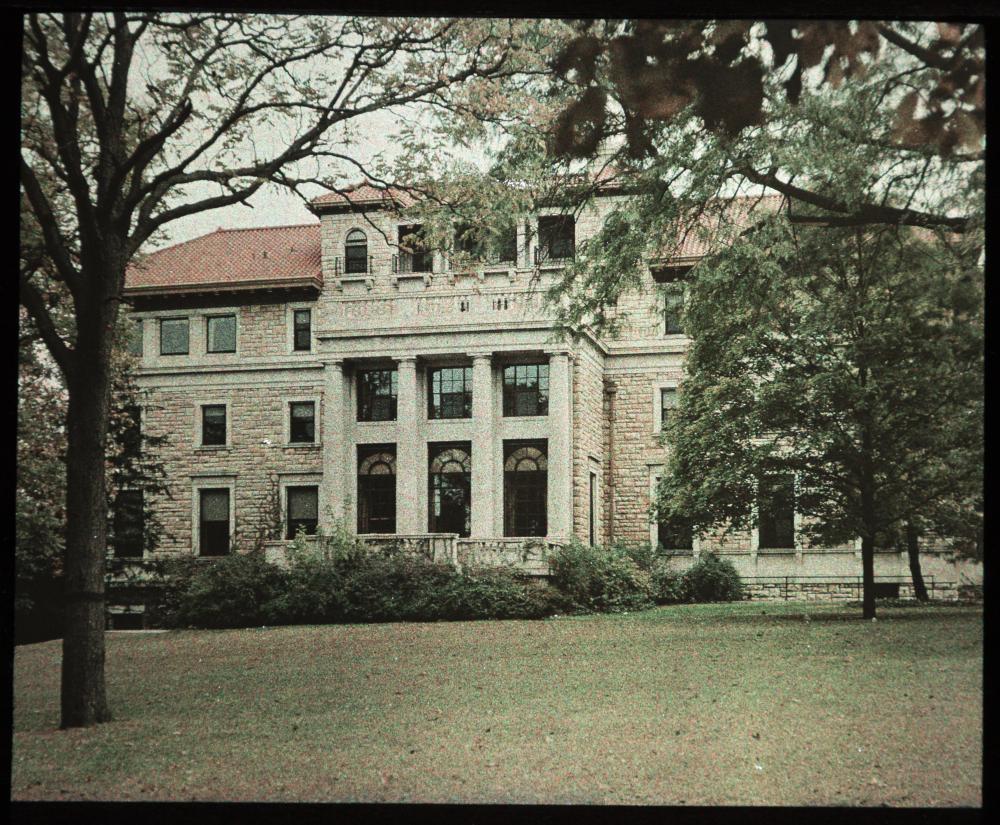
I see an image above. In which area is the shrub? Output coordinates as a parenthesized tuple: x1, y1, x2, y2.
(548, 539, 655, 613)
(681, 553, 743, 602)
(651, 560, 689, 604)
(167, 552, 287, 629)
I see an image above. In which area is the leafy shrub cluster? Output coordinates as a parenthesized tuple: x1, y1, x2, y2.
(548, 539, 743, 610)
(153, 540, 568, 629)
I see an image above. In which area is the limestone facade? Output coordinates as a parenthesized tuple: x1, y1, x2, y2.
(120, 187, 982, 602)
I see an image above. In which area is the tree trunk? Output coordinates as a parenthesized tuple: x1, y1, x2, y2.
(60, 305, 116, 728)
(860, 533, 876, 620)
(906, 523, 929, 601)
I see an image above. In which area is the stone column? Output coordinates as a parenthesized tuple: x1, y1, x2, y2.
(546, 350, 573, 539)
(470, 352, 495, 538)
(321, 359, 347, 527)
(395, 356, 422, 533)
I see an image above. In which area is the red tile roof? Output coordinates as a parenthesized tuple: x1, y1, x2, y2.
(125, 223, 321, 294)
(666, 195, 785, 259)
(310, 183, 417, 209)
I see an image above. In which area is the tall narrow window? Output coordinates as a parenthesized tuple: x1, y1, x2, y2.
(660, 387, 677, 431)
(344, 229, 368, 274)
(127, 319, 144, 357)
(496, 222, 518, 263)
(398, 224, 431, 273)
(120, 404, 142, 459)
(293, 309, 312, 352)
(357, 369, 398, 421)
(759, 474, 796, 549)
(428, 443, 472, 536)
(537, 215, 575, 262)
(428, 366, 472, 419)
(112, 490, 144, 558)
(503, 440, 548, 537)
(589, 471, 597, 546)
(206, 314, 236, 353)
(502, 363, 549, 416)
(201, 404, 226, 446)
(663, 288, 684, 335)
(199, 489, 230, 556)
(358, 445, 396, 534)
(653, 475, 693, 552)
(159, 317, 189, 355)
(289, 401, 315, 443)
(286, 486, 319, 539)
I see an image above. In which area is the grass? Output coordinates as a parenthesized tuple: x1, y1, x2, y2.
(12, 601, 982, 805)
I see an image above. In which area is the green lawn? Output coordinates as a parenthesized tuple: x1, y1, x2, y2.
(12, 601, 982, 805)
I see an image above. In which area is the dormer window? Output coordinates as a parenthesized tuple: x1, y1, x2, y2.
(345, 229, 368, 274)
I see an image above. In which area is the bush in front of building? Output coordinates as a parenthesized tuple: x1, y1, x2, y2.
(548, 539, 655, 613)
(650, 561, 690, 604)
(680, 553, 744, 602)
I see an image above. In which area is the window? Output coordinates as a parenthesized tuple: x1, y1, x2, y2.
(345, 229, 368, 274)
(201, 404, 226, 446)
(428, 443, 471, 536)
(357, 369, 398, 421)
(127, 319, 143, 357)
(503, 440, 547, 537)
(289, 401, 315, 444)
(758, 474, 795, 549)
(653, 474, 693, 552)
(496, 222, 518, 263)
(398, 224, 431, 273)
(199, 488, 230, 556)
(502, 363, 549, 416)
(286, 486, 319, 539)
(537, 215, 575, 262)
(206, 314, 236, 353)
(293, 309, 312, 352)
(589, 471, 597, 546)
(358, 445, 396, 533)
(660, 387, 677, 431)
(112, 490, 144, 558)
(159, 317, 189, 355)
(663, 288, 684, 335)
(428, 366, 472, 419)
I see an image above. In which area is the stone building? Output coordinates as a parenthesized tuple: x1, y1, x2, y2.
(111, 183, 981, 623)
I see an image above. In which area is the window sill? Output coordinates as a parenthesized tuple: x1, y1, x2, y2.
(427, 416, 472, 423)
(196, 445, 230, 451)
(284, 442, 322, 449)
(356, 419, 397, 426)
(756, 547, 797, 554)
(501, 413, 548, 421)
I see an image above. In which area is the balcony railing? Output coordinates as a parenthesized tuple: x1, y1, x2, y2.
(534, 246, 575, 266)
(392, 252, 433, 274)
(332, 256, 373, 277)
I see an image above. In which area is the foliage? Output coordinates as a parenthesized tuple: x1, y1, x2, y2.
(157, 542, 567, 629)
(650, 561, 689, 604)
(679, 554, 743, 603)
(548, 539, 655, 613)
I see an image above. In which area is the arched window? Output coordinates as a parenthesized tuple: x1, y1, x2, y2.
(358, 445, 396, 534)
(503, 440, 547, 537)
(428, 443, 471, 536)
(345, 229, 368, 274)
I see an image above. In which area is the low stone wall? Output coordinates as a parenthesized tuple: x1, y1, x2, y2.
(740, 578, 961, 602)
(456, 538, 555, 576)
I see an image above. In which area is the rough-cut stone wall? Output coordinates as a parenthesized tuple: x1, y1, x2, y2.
(238, 302, 293, 358)
(143, 383, 324, 556)
(571, 339, 605, 540)
(603, 364, 680, 544)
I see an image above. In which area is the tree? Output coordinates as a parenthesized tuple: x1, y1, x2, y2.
(654, 219, 982, 619)
(20, 12, 530, 727)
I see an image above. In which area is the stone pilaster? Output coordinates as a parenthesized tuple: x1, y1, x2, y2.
(470, 352, 496, 537)
(395, 356, 422, 533)
(321, 359, 347, 526)
(546, 349, 573, 539)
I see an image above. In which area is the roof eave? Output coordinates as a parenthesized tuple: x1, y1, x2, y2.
(123, 275, 322, 298)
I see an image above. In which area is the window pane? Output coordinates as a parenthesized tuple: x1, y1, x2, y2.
(759, 475, 795, 549)
(293, 309, 311, 351)
(200, 489, 229, 521)
(503, 440, 548, 537)
(358, 370, 398, 421)
(113, 490, 144, 558)
(503, 364, 548, 416)
(202, 405, 226, 445)
(160, 318, 188, 355)
(127, 319, 143, 356)
(199, 488, 230, 556)
(207, 315, 236, 353)
(429, 367, 472, 419)
(661, 388, 677, 430)
(289, 401, 315, 443)
(288, 487, 318, 520)
(539, 216, 575, 261)
(664, 289, 684, 335)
